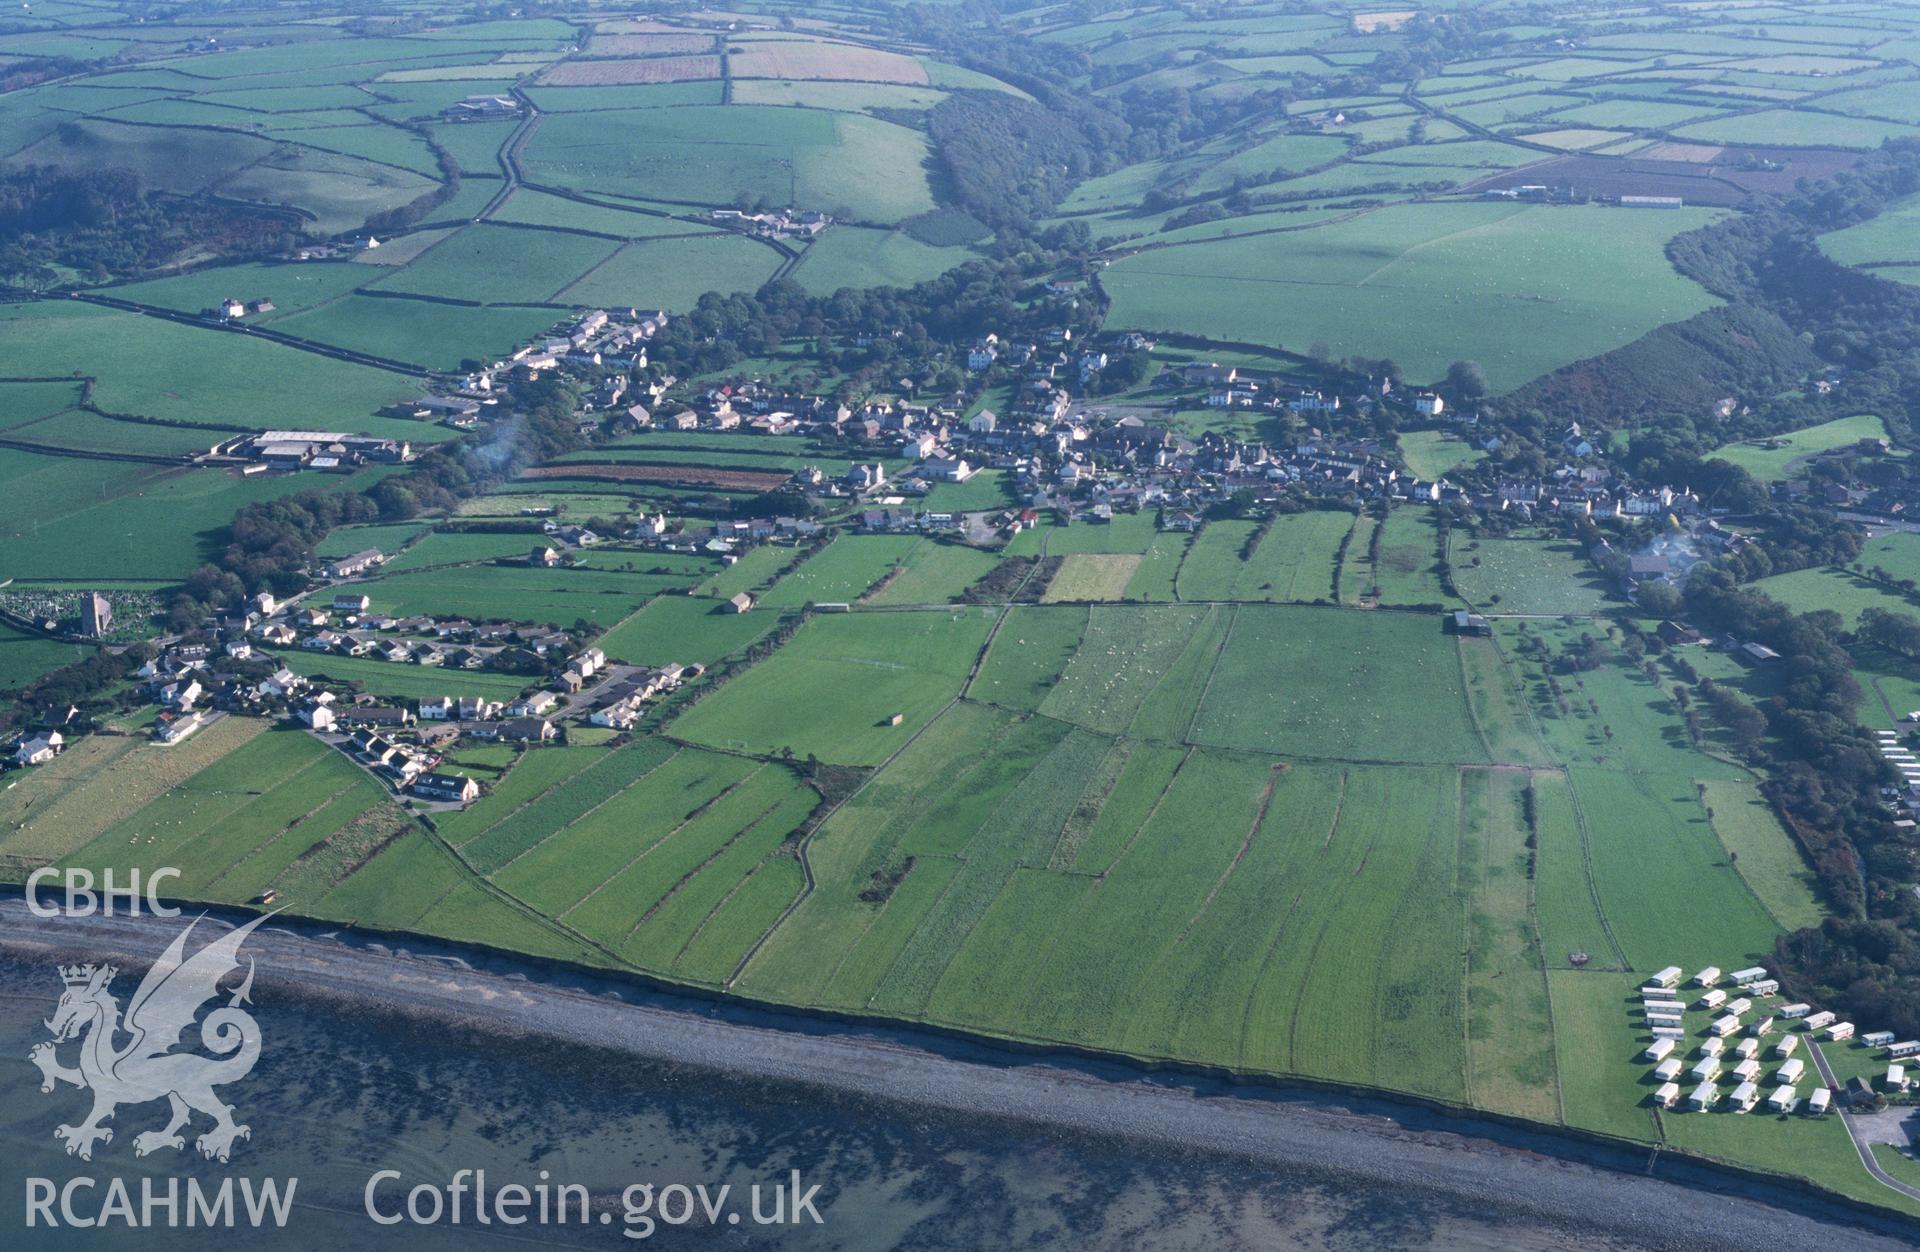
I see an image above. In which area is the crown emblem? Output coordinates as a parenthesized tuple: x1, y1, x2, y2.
(59, 963, 111, 986)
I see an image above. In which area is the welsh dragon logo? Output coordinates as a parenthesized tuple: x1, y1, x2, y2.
(30, 914, 268, 1163)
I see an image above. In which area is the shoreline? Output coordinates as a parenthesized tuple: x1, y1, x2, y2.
(4, 898, 1916, 1248)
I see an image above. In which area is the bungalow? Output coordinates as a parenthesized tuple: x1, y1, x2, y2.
(411, 772, 480, 804)
(333, 593, 372, 615)
(1450, 610, 1492, 637)
(296, 608, 330, 629)
(498, 717, 556, 743)
(725, 592, 754, 614)
(338, 706, 415, 729)
(154, 711, 206, 744)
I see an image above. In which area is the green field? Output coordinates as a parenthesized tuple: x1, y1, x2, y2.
(668, 608, 994, 764)
(1103, 202, 1725, 391)
(1708, 415, 1889, 481)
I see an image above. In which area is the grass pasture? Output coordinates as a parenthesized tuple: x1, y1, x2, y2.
(1708, 414, 1888, 481)
(1102, 202, 1724, 391)
(667, 608, 994, 764)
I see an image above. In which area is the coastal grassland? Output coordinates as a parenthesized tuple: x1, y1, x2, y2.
(1126, 531, 1191, 601)
(967, 606, 1088, 711)
(666, 607, 994, 764)
(861, 542, 1001, 606)
(1042, 554, 1142, 602)
(1350, 508, 1456, 606)
(58, 728, 392, 902)
(594, 594, 781, 667)
(312, 831, 601, 964)
(0, 715, 259, 867)
(1186, 605, 1487, 763)
(1569, 768, 1780, 971)
(1708, 414, 1888, 482)
(1101, 202, 1725, 391)
(1508, 619, 1746, 777)
(354, 564, 691, 626)
(1460, 767, 1560, 1122)
(757, 534, 920, 607)
(1698, 779, 1824, 931)
(1452, 537, 1614, 615)
(1530, 768, 1624, 971)
(0, 302, 418, 432)
(1173, 511, 1353, 603)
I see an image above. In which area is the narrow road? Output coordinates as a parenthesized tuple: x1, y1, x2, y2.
(1809, 1039, 1920, 1203)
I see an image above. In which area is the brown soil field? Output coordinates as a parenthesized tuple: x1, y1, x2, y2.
(541, 55, 723, 86)
(588, 33, 718, 56)
(524, 463, 791, 492)
(726, 41, 929, 85)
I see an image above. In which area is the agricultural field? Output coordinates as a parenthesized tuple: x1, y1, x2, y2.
(2, 0, 1911, 1215)
(667, 608, 994, 764)
(1708, 414, 1889, 481)
(1103, 203, 1726, 392)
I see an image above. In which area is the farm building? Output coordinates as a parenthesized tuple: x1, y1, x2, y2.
(1778, 1058, 1806, 1084)
(1808, 1089, 1832, 1116)
(1729, 1082, 1760, 1113)
(1449, 610, 1492, 637)
(1694, 966, 1722, 987)
(726, 593, 754, 614)
(1687, 1083, 1718, 1112)
(1767, 1086, 1796, 1113)
(1651, 966, 1683, 990)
